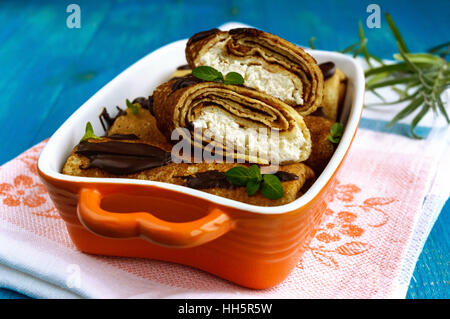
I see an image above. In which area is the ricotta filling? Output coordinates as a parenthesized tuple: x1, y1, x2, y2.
(199, 42, 304, 105)
(192, 107, 306, 164)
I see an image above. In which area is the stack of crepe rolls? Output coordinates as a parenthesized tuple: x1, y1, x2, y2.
(62, 28, 344, 206)
(186, 28, 324, 115)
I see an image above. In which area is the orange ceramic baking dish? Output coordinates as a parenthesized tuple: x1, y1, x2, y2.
(38, 37, 365, 289)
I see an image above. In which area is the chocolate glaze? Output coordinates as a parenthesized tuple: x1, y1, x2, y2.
(309, 107, 327, 118)
(106, 134, 139, 140)
(177, 170, 298, 190)
(228, 28, 261, 37)
(99, 106, 126, 132)
(177, 64, 192, 70)
(177, 170, 237, 190)
(189, 28, 220, 43)
(319, 61, 336, 80)
(171, 74, 204, 92)
(132, 96, 154, 115)
(76, 141, 171, 175)
(274, 171, 299, 182)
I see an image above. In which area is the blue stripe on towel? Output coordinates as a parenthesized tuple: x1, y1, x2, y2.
(359, 118, 432, 138)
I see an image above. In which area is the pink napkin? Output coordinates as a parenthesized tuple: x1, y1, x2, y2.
(0, 122, 447, 298)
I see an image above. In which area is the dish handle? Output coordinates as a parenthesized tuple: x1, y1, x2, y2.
(77, 188, 232, 248)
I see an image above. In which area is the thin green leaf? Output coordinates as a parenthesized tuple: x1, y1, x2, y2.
(393, 53, 444, 66)
(366, 76, 419, 90)
(358, 21, 373, 67)
(386, 96, 424, 128)
(328, 135, 341, 144)
(392, 86, 408, 98)
(385, 13, 409, 53)
(368, 53, 385, 65)
(365, 62, 410, 77)
(80, 122, 101, 142)
(351, 37, 368, 59)
(328, 122, 343, 144)
(309, 37, 316, 50)
(126, 99, 139, 115)
(330, 122, 343, 136)
(435, 93, 450, 123)
(366, 89, 421, 107)
(409, 104, 430, 139)
(341, 41, 360, 54)
(396, 44, 421, 74)
(366, 72, 390, 87)
(369, 89, 387, 102)
(427, 41, 450, 53)
(427, 41, 450, 56)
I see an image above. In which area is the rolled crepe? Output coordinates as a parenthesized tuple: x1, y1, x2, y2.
(106, 103, 171, 148)
(303, 115, 335, 175)
(152, 76, 312, 165)
(321, 67, 347, 122)
(186, 28, 324, 115)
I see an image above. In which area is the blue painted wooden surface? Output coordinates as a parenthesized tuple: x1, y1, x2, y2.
(0, 0, 448, 299)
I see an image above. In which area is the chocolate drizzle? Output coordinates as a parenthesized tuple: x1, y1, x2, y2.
(189, 28, 220, 43)
(319, 61, 336, 80)
(177, 64, 192, 70)
(76, 141, 171, 175)
(171, 74, 204, 92)
(98, 96, 154, 132)
(132, 96, 154, 115)
(177, 170, 236, 190)
(106, 134, 139, 140)
(228, 28, 262, 37)
(99, 106, 126, 132)
(177, 170, 298, 190)
(274, 171, 299, 182)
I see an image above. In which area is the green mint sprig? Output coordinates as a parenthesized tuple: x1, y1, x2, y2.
(126, 99, 139, 115)
(80, 122, 101, 142)
(192, 66, 244, 85)
(328, 122, 343, 144)
(225, 165, 284, 199)
(311, 13, 449, 139)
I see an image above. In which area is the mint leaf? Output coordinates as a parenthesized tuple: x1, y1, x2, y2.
(226, 165, 285, 200)
(192, 66, 245, 85)
(80, 122, 101, 142)
(192, 66, 223, 81)
(126, 99, 139, 115)
(330, 122, 343, 136)
(260, 174, 284, 200)
(225, 166, 251, 186)
(328, 122, 343, 144)
(246, 180, 261, 196)
(224, 72, 244, 85)
(328, 135, 341, 144)
(248, 164, 262, 183)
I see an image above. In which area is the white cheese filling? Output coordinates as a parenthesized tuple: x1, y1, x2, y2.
(199, 42, 304, 105)
(192, 107, 306, 163)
